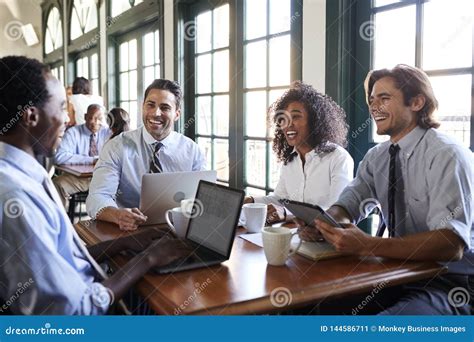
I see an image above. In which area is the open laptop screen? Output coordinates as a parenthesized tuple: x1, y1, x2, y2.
(186, 181, 244, 257)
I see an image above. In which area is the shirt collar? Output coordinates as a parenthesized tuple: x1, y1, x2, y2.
(394, 126, 427, 158)
(80, 124, 94, 136)
(0, 142, 49, 183)
(142, 126, 176, 147)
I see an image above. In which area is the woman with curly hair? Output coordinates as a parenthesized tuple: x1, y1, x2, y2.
(244, 81, 354, 223)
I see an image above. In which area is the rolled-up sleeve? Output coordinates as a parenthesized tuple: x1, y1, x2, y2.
(334, 152, 377, 223)
(55, 128, 95, 165)
(426, 146, 473, 248)
(86, 140, 121, 218)
(0, 192, 109, 315)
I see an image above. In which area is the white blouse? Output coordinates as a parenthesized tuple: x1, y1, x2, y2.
(254, 144, 354, 211)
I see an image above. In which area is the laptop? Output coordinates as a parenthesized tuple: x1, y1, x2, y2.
(153, 180, 244, 274)
(140, 170, 217, 225)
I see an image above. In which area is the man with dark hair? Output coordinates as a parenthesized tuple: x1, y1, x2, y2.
(87, 79, 206, 231)
(54, 104, 111, 207)
(0, 56, 189, 315)
(300, 64, 473, 314)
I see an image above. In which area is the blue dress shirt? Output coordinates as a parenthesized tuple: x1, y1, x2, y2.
(0, 142, 110, 314)
(86, 127, 207, 218)
(55, 124, 111, 164)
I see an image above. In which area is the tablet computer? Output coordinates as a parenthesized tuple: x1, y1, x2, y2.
(278, 199, 343, 228)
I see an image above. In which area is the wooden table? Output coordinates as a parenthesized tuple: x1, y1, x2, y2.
(55, 164, 95, 177)
(75, 220, 446, 315)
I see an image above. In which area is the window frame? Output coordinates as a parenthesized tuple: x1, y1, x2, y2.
(178, 0, 303, 192)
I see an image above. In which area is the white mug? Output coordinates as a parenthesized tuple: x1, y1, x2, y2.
(243, 203, 267, 233)
(262, 227, 302, 266)
(180, 198, 195, 216)
(165, 207, 189, 238)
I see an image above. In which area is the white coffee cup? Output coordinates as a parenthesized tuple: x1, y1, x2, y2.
(165, 207, 189, 238)
(180, 198, 195, 216)
(262, 227, 302, 266)
(243, 203, 267, 233)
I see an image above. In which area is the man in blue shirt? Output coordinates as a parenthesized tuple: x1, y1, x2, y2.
(86, 79, 206, 231)
(300, 64, 473, 314)
(53, 104, 111, 207)
(0, 56, 189, 315)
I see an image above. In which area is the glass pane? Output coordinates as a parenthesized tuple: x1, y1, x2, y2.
(196, 53, 212, 94)
(214, 139, 229, 181)
(269, 35, 290, 86)
(129, 101, 138, 129)
(196, 11, 212, 53)
(422, 0, 473, 69)
(92, 79, 99, 95)
(129, 39, 137, 70)
(155, 65, 160, 79)
(120, 101, 130, 116)
(269, 0, 291, 34)
(154, 30, 160, 63)
(213, 4, 229, 49)
(84, 0, 98, 33)
(430, 74, 472, 148)
(143, 32, 154, 66)
(70, 7, 82, 40)
(246, 187, 267, 197)
(196, 96, 212, 135)
(245, 0, 267, 40)
(269, 144, 282, 189)
(213, 50, 229, 92)
(120, 73, 129, 101)
(143, 66, 154, 90)
(245, 91, 267, 137)
(91, 53, 98, 78)
(245, 40, 267, 88)
(246, 140, 266, 186)
(45, 7, 63, 53)
(374, 0, 402, 6)
(76, 59, 83, 78)
(214, 95, 229, 136)
(82, 58, 89, 79)
(197, 138, 212, 170)
(269, 88, 286, 105)
(373, 6, 416, 69)
(120, 42, 129, 72)
(129, 70, 137, 100)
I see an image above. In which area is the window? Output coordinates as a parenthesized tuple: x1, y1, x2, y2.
(70, 0, 98, 41)
(51, 64, 64, 86)
(183, 0, 301, 193)
(111, 0, 144, 18)
(115, 28, 162, 129)
(45, 7, 63, 54)
(75, 51, 99, 94)
(194, 4, 230, 183)
(370, 0, 473, 148)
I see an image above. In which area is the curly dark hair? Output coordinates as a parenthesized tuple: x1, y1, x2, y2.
(271, 81, 348, 164)
(0, 56, 51, 133)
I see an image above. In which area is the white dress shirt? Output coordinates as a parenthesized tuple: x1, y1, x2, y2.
(254, 144, 354, 211)
(86, 127, 207, 218)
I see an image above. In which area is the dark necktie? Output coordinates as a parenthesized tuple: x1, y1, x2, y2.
(149, 142, 164, 173)
(388, 144, 400, 237)
(89, 133, 98, 157)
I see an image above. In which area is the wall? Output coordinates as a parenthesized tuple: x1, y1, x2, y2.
(0, 0, 43, 60)
(302, 0, 326, 92)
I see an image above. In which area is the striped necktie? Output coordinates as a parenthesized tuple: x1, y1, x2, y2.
(89, 133, 98, 157)
(149, 142, 164, 173)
